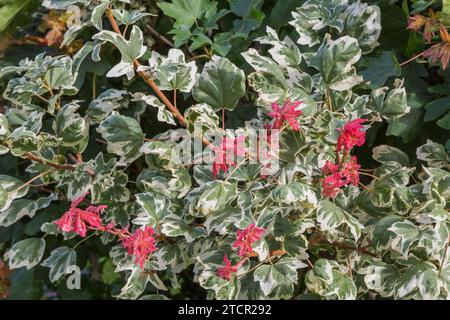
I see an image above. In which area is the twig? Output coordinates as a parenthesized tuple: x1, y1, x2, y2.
(146, 25, 174, 48)
(399, 51, 424, 66)
(187, 54, 210, 62)
(309, 233, 379, 258)
(24, 153, 76, 171)
(14, 170, 53, 193)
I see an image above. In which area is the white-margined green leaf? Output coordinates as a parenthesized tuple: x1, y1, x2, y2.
(97, 112, 145, 161)
(256, 26, 301, 68)
(93, 25, 147, 80)
(0, 194, 57, 227)
(133, 93, 176, 125)
(372, 145, 409, 166)
(135, 192, 172, 226)
(387, 220, 420, 256)
(416, 140, 449, 168)
(195, 181, 238, 215)
(317, 200, 362, 241)
(271, 182, 317, 206)
(0, 113, 10, 137)
(344, 1, 381, 54)
(0, 175, 29, 212)
(87, 89, 128, 124)
(148, 49, 197, 93)
(305, 258, 357, 300)
(315, 35, 362, 91)
(53, 103, 89, 152)
(371, 86, 411, 120)
(41, 246, 77, 282)
(253, 257, 306, 297)
(358, 261, 399, 297)
(184, 103, 220, 133)
(112, 8, 154, 25)
(91, 1, 110, 30)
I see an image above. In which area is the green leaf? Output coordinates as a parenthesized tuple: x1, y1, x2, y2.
(344, 1, 381, 54)
(387, 220, 419, 256)
(53, 103, 89, 153)
(437, 111, 450, 130)
(4, 238, 45, 270)
(416, 140, 449, 168)
(97, 112, 145, 162)
(372, 145, 409, 166)
(0, 175, 29, 212)
(0, 0, 35, 32)
(135, 192, 172, 226)
(133, 93, 176, 126)
(157, 0, 212, 29)
(361, 51, 400, 88)
(41, 247, 77, 283)
(316, 35, 363, 91)
(305, 259, 357, 300)
(386, 108, 423, 143)
(271, 182, 317, 206)
(195, 181, 237, 215)
(358, 261, 399, 297)
(93, 26, 147, 79)
(0, 194, 56, 227)
(148, 49, 197, 93)
(317, 200, 362, 241)
(253, 257, 306, 297)
(193, 56, 246, 111)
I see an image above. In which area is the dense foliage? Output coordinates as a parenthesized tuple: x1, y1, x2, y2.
(0, 0, 449, 300)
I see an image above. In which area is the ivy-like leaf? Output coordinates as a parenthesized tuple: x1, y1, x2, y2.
(93, 25, 147, 80)
(193, 56, 246, 111)
(0, 175, 29, 212)
(4, 238, 46, 270)
(41, 246, 77, 283)
(53, 103, 89, 153)
(97, 112, 145, 162)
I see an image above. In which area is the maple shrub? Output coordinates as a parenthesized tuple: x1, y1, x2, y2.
(0, 0, 449, 300)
